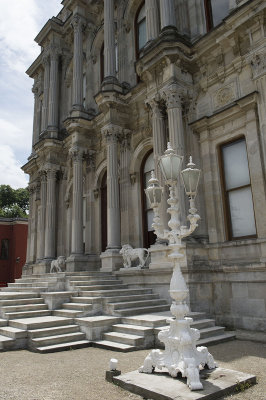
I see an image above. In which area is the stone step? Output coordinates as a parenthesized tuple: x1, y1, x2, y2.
(115, 304, 170, 317)
(92, 340, 135, 352)
(197, 332, 236, 347)
(70, 279, 122, 287)
(199, 326, 225, 339)
(104, 331, 144, 346)
(71, 296, 100, 304)
(79, 288, 153, 298)
(104, 294, 159, 303)
(1, 304, 47, 314)
(53, 309, 84, 318)
(0, 292, 39, 300)
(0, 334, 14, 350)
(0, 326, 27, 339)
(112, 324, 154, 337)
(15, 278, 58, 283)
(28, 324, 80, 339)
(31, 332, 86, 347)
(121, 314, 170, 328)
(76, 284, 128, 291)
(4, 310, 51, 320)
(36, 339, 90, 353)
(2, 287, 49, 293)
(0, 298, 44, 307)
(190, 319, 216, 330)
(9, 316, 74, 330)
(62, 303, 93, 311)
(8, 282, 53, 288)
(0, 319, 7, 327)
(109, 299, 168, 311)
(65, 272, 108, 277)
(67, 276, 118, 282)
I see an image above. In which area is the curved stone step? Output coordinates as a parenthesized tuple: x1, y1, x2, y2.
(36, 339, 90, 353)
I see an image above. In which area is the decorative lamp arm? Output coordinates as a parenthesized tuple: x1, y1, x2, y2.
(180, 198, 200, 239)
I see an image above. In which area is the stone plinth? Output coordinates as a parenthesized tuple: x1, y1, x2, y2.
(66, 254, 89, 272)
(75, 316, 120, 340)
(41, 291, 77, 310)
(114, 368, 256, 400)
(100, 249, 123, 271)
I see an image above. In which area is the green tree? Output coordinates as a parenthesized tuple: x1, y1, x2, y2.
(0, 185, 29, 218)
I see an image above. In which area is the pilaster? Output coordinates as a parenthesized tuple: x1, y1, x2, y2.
(145, 0, 160, 42)
(103, 0, 118, 86)
(37, 171, 47, 262)
(41, 52, 50, 133)
(71, 14, 86, 112)
(44, 166, 58, 260)
(47, 44, 60, 136)
(159, 0, 177, 32)
(120, 130, 132, 243)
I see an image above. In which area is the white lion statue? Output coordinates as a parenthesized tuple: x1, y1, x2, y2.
(50, 256, 66, 273)
(119, 244, 149, 269)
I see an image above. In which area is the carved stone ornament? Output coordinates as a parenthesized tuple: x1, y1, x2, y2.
(250, 52, 266, 79)
(163, 84, 182, 109)
(119, 244, 149, 269)
(213, 83, 236, 110)
(69, 146, 84, 162)
(50, 256, 66, 273)
(71, 14, 86, 33)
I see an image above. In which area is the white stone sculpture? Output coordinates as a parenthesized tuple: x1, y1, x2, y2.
(119, 244, 149, 269)
(50, 256, 66, 273)
(139, 144, 217, 391)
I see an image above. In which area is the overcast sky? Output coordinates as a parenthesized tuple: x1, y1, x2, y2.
(0, 0, 63, 189)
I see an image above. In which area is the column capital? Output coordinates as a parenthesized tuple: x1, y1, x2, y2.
(71, 14, 86, 33)
(120, 129, 132, 150)
(102, 124, 122, 143)
(39, 170, 47, 183)
(250, 52, 266, 80)
(163, 84, 183, 109)
(49, 43, 61, 61)
(42, 50, 50, 67)
(69, 145, 85, 162)
(147, 97, 165, 119)
(85, 150, 96, 171)
(44, 164, 59, 179)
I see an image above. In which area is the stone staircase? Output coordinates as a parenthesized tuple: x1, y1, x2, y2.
(92, 312, 236, 352)
(0, 271, 235, 353)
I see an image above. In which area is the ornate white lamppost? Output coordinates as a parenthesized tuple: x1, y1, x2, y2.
(139, 143, 216, 391)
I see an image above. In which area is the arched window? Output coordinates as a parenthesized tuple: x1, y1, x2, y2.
(135, 2, 147, 58)
(204, 0, 230, 31)
(141, 151, 156, 248)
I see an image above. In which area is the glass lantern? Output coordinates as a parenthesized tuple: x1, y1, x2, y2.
(181, 156, 201, 198)
(159, 142, 183, 185)
(145, 171, 163, 207)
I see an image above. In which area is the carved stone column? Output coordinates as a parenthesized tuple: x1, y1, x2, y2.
(159, 0, 177, 30)
(48, 45, 60, 134)
(41, 53, 50, 133)
(104, 0, 116, 80)
(72, 15, 85, 111)
(69, 146, 84, 256)
(37, 171, 47, 261)
(32, 77, 41, 148)
(164, 84, 186, 223)
(44, 167, 57, 260)
(145, 0, 160, 42)
(103, 125, 121, 249)
(120, 130, 131, 243)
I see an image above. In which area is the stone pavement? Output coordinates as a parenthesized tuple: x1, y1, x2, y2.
(0, 339, 265, 400)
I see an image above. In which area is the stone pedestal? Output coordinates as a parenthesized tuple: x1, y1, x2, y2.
(100, 249, 122, 272)
(66, 254, 89, 272)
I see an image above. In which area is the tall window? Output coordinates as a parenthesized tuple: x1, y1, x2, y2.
(0, 239, 9, 260)
(135, 2, 147, 57)
(220, 138, 256, 240)
(141, 151, 156, 248)
(204, 0, 230, 31)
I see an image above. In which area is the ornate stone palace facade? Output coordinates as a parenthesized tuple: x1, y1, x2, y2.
(23, 0, 266, 331)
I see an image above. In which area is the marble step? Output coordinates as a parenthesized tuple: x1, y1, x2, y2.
(0, 326, 27, 339)
(114, 304, 170, 317)
(4, 310, 51, 320)
(0, 334, 14, 350)
(76, 284, 128, 291)
(198, 326, 225, 339)
(31, 332, 86, 347)
(112, 324, 154, 337)
(121, 312, 207, 328)
(0, 319, 7, 327)
(108, 299, 168, 311)
(70, 279, 122, 287)
(62, 303, 93, 311)
(190, 319, 216, 330)
(0, 298, 44, 307)
(0, 292, 40, 300)
(9, 316, 74, 330)
(103, 294, 159, 303)
(104, 331, 144, 347)
(92, 340, 135, 352)
(68, 276, 118, 282)
(1, 304, 47, 315)
(15, 277, 58, 283)
(71, 296, 101, 304)
(79, 288, 153, 298)
(2, 287, 49, 293)
(53, 309, 85, 318)
(28, 324, 80, 339)
(8, 282, 54, 288)
(197, 332, 236, 347)
(36, 339, 90, 353)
